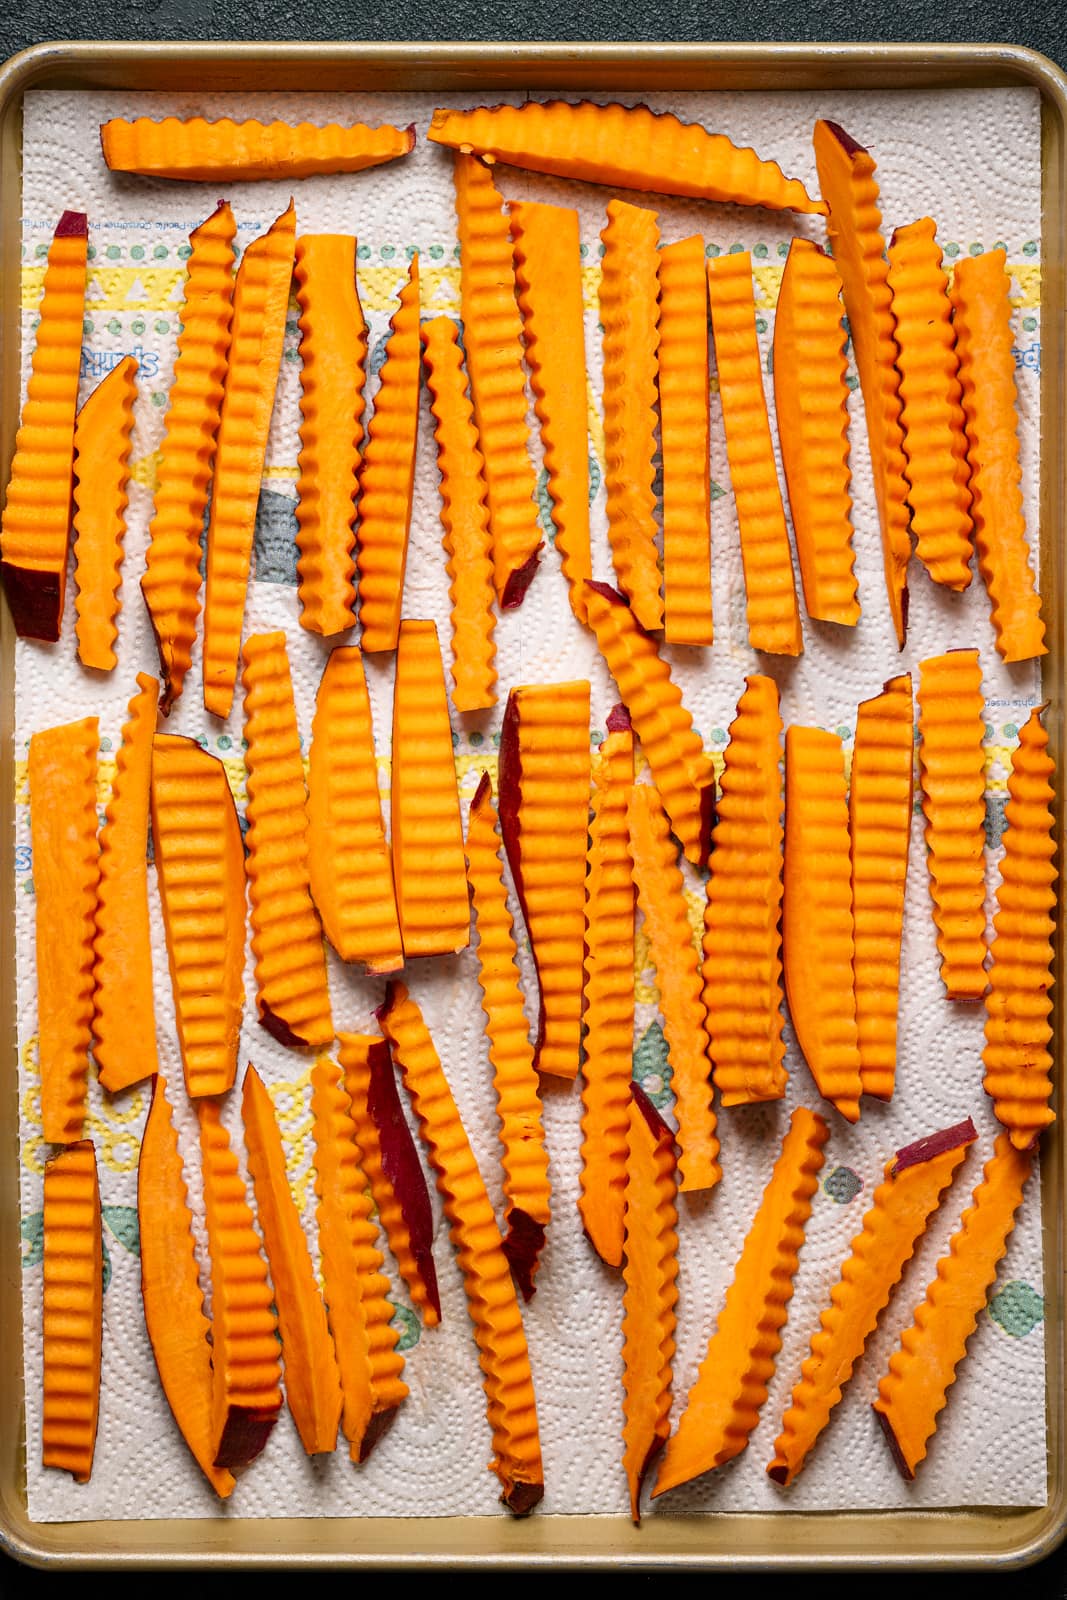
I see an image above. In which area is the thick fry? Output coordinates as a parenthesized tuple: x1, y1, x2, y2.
(659, 234, 713, 645)
(72, 354, 138, 671)
(42, 1140, 102, 1483)
(100, 115, 415, 180)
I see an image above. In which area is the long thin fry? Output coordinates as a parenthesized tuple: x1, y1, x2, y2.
(101, 116, 415, 180)
(659, 234, 713, 645)
(72, 354, 138, 671)
(42, 1140, 102, 1483)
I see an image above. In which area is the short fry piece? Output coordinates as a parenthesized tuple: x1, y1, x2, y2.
(767, 1117, 977, 1487)
(42, 1140, 102, 1483)
(659, 234, 713, 645)
(101, 115, 415, 181)
(72, 354, 138, 671)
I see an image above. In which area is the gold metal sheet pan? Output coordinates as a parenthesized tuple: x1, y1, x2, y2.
(0, 38, 1064, 1571)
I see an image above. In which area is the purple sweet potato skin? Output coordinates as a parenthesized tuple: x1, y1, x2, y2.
(1, 563, 63, 642)
(821, 119, 867, 159)
(496, 688, 547, 1060)
(501, 543, 543, 610)
(631, 1081, 675, 1149)
(606, 701, 631, 735)
(368, 1036, 441, 1323)
(873, 1401, 915, 1481)
(56, 209, 88, 239)
(891, 1117, 977, 1176)
(502, 1207, 547, 1303)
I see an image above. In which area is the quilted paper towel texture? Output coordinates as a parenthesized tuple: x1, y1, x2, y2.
(13, 86, 1047, 1521)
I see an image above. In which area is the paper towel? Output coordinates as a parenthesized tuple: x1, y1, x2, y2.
(12, 83, 1048, 1525)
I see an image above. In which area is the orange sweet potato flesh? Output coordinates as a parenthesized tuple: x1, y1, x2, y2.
(767, 1117, 977, 1487)
(100, 115, 415, 181)
(138, 1070, 235, 1497)
(29, 716, 100, 1145)
(1, 210, 87, 642)
(622, 1084, 679, 1524)
(72, 353, 138, 671)
(659, 234, 713, 645)
(241, 1063, 343, 1456)
(654, 1106, 829, 1497)
(42, 1140, 102, 1483)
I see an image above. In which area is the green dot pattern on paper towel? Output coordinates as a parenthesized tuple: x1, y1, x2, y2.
(106, 244, 121, 260)
(711, 727, 727, 747)
(153, 244, 168, 259)
(178, 243, 192, 259)
(632, 1020, 672, 1110)
(155, 320, 168, 335)
(102, 1204, 141, 1258)
(756, 317, 767, 335)
(430, 243, 444, 259)
(382, 244, 395, 260)
(392, 1303, 422, 1352)
(536, 466, 555, 542)
(1024, 317, 1037, 332)
(131, 245, 144, 260)
(707, 242, 720, 257)
(945, 242, 960, 257)
(1024, 240, 1038, 256)
(108, 318, 121, 335)
(778, 241, 790, 257)
(358, 244, 371, 260)
(823, 1165, 863, 1204)
(710, 480, 726, 502)
(988, 1280, 1044, 1337)
(754, 242, 769, 259)
(131, 318, 145, 335)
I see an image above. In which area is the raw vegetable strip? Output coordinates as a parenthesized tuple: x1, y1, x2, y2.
(628, 781, 720, 1194)
(782, 725, 862, 1122)
(137, 1069, 235, 1497)
(702, 673, 787, 1108)
(917, 649, 988, 1001)
(202, 200, 296, 718)
(767, 1118, 977, 1487)
(100, 115, 415, 180)
(453, 153, 542, 606)
(241, 630, 334, 1049)
(509, 199, 592, 623)
(850, 673, 914, 1102)
(708, 251, 802, 655)
(93, 673, 159, 1095)
(151, 734, 246, 1098)
(307, 645, 403, 974)
(950, 248, 1045, 662)
(293, 232, 365, 636)
(658, 234, 713, 645)
(600, 199, 664, 632)
(427, 101, 826, 214)
(356, 252, 422, 653)
(498, 680, 591, 1082)
(772, 238, 859, 626)
(72, 354, 138, 671)
(241, 1063, 343, 1457)
(813, 120, 911, 648)
(390, 619, 470, 957)
(873, 1134, 1033, 1478)
(654, 1106, 829, 1497)
(466, 771, 552, 1299)
(378, 981, 544, 1515)
(982, 705, 1057, 1148)
(621, 1085, 680, 1525)
(419, 314, 498, 711)
(582, 579, 714, 868)
(41, 1140, 101, 1483)
(0, 210, 87, 642)
(338, 1032, 441, 1328)
(140, 200, 236, 711)
(579, 707, 636, 1268)
(29, 716, 100, 1145)
(886, 217, 973, 591)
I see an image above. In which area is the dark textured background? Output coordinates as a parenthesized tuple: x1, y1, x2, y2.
(1, 0, 1066, 1586)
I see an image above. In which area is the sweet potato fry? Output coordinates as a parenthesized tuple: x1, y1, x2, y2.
(659, 234, 713, 645)
(100, 115, 415, 180)
(72, 354, 138, 671)
(42, 1140, 102, 1483)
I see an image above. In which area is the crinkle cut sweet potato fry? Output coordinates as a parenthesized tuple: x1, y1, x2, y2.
(600, 199, 664, 632)
(137, 1069, 235, 1497)
(242, 630, 334, 1049)
(772, 238, 859, 627)
(950, 247, 1045, 662)
(29, 716, 100, 1145)
(497, 680, 591, 1082)
(357, 252, 421, 653)
(658, 233, 713, 646)
(886, 217, 973, 591)
(202, 199, 296, 719)
(151, 734, 246, 1098)
(466, 771, 551, 1299)
(140, 199, 236, 712)
(813, 120, 911, 648)
(293, 232, 366, 637)
(916, 649, 988, 1002)
(93, 673, 159, 1095)
(390, 618, 471, 958)
(850, 673, 914, 1102)
(419, 314, 497, 712)
(982, 705, 1057, 1149)
(428, 100, 826, 214)
(628, 781, 719, 1194)
(622, 1085, 679, 1525)
(241, 1063, 343, 1457)
(100, 115, 415, 181)
(782, 725, 862, 1122)
(702, 673, 787, 1109)
(72, 353, 138, 672)
(378, 981, 544, 1515)
(307, 645, 403, 974)
(453, 153, 542, 607)
(654, 1106, 829, 1498)
(509, 199, 592, 625)
(579, 706, 636, 1269)
(708, 250, 802, 656)
(42, 1139, 102, 1484)
(767, 1117, 977, 1487)
(873, 1133, 1032, 1480)
(0, 209, 87, 642)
